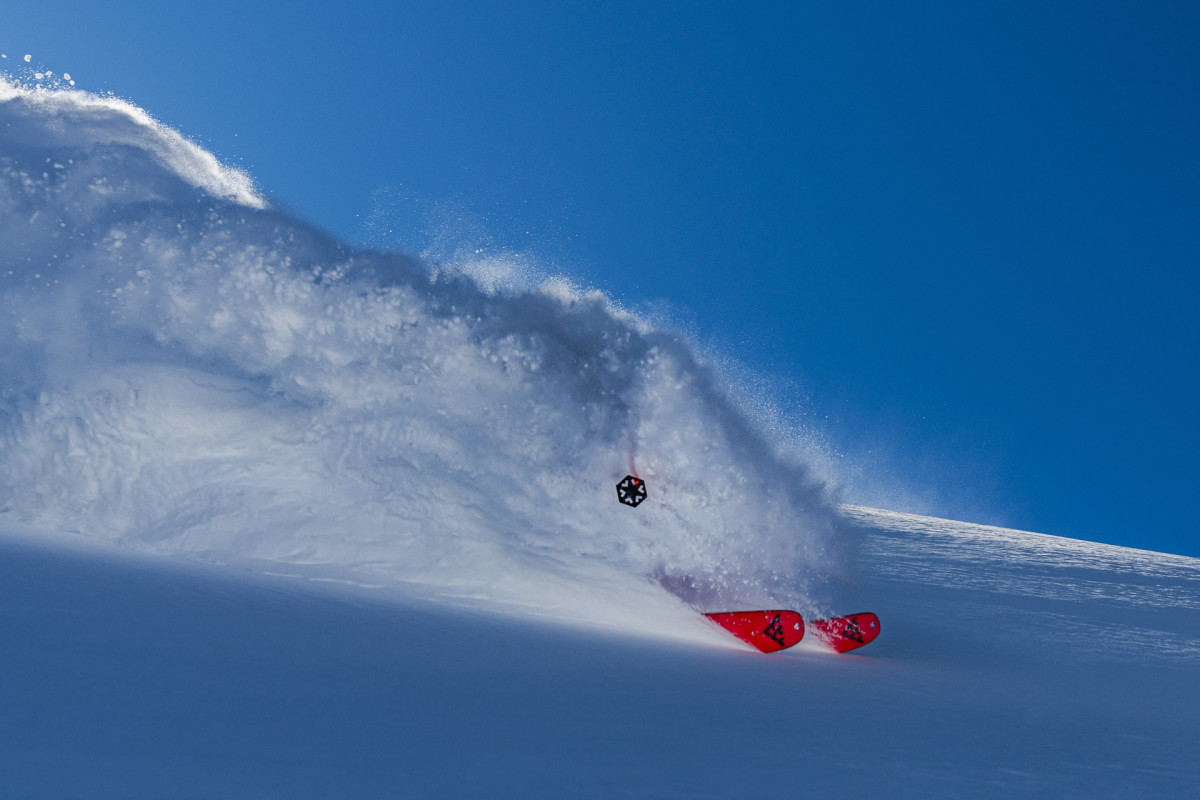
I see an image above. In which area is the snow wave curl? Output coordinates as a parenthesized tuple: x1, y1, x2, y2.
(0, 75, 841, 619)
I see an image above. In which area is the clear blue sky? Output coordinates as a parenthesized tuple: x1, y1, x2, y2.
(6, 1, 1198, 556)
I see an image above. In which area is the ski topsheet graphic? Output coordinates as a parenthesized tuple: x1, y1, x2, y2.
(705, 610, 880, 654)
(704, 610, 805, 653)
(809, 613, 881, 653)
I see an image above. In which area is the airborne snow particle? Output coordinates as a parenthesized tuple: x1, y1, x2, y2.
(24, 54, 31, 62)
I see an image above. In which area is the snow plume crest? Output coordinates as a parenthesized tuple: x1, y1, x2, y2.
(0, 79, 840, 623)
(0, 73, 263, 209)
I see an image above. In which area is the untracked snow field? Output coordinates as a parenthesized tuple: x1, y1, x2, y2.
(2, 508, 1197, 798)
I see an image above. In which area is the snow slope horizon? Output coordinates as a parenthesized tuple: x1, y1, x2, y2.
(0, 75, 848, 628)
(3, 506, 1198, 797)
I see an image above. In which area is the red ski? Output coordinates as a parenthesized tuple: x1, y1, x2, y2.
(809, 612, 881, 653)
(706, 610, 881, 654)
(704, 610, 805, 653)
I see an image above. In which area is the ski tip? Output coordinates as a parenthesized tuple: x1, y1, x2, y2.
(704, 610, 805, 653)
(809, 612, 881, 653)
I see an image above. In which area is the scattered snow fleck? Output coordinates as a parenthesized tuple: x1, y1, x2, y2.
(24, 54, 31, 62)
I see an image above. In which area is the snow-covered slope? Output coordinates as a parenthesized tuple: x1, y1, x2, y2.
(2, 509, 1197, 798)
(2, 74, 1197, 798)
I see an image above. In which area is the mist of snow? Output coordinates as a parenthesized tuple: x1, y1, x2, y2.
(0, 75, 845, 629)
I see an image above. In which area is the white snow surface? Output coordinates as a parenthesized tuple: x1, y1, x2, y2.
(2, 508, 1197, 797)
(2, 76, 1198, 798)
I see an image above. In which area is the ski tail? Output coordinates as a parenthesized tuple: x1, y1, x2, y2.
(704, 610, 805, 653)
(809, 613, 881, 653)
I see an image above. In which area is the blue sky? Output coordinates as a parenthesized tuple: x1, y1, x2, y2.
(6, 1, 1198, 556)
